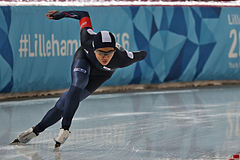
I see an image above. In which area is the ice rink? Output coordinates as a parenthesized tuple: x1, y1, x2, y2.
(1, 86, 240, 160)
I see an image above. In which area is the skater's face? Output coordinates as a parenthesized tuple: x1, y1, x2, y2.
(94, 47, 115, 65)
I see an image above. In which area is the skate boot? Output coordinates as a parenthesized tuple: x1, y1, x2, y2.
(54, 128, 70, 148)
(10, 127, 38, 144)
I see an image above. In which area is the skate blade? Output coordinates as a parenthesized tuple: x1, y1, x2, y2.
(54, 142, 61, 148)
(53, 142, 61, 152)
(9, 139, 24, 145)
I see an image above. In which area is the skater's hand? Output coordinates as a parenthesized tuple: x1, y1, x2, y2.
(46, 10, 65, 20)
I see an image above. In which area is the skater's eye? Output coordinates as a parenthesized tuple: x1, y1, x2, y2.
(94, 48, 115, 56)
(95, 50, 115, 55)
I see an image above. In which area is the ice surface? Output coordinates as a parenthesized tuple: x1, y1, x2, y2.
(1, 86, 240, 159)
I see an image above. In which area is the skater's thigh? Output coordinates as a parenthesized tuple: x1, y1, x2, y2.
(71, 59, 91, 89)
(56, 91, 68, 111)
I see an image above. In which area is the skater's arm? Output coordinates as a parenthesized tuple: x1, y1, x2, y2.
(46, 10, 94, 47)
(46, 10, 90, 21)
(117, 43, 147, 68)
(46, 10, 92, 30)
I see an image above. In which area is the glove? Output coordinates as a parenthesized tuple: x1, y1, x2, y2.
(46, 10, 65, 20)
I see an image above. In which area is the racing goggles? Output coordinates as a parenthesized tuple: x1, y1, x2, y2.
(94, 49, 115, 56)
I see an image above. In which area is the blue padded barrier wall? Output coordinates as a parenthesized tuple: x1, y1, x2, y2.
(1, 6, 240, 93)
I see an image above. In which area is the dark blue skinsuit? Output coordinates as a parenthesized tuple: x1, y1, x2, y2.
(33, 11, 147, 133)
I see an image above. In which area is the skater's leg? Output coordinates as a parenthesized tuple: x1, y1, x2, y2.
(54, 89, 90, 147)
(62, 59, 91, 130)
(33, 91, 68, 133)
(54, 59, 90, 146)
(61, 88, 90, 130)
(10, 92, 68, 144)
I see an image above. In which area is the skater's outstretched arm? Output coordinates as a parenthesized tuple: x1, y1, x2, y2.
(46, 10, 94, 48)
(46, 10, 91, 22)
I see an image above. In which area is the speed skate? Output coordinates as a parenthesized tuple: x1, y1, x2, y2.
(10, 127, 38, 145)
(54, 129, 70, 148)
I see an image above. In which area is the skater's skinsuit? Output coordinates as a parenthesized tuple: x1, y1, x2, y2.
(33, 11, 147, 133)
